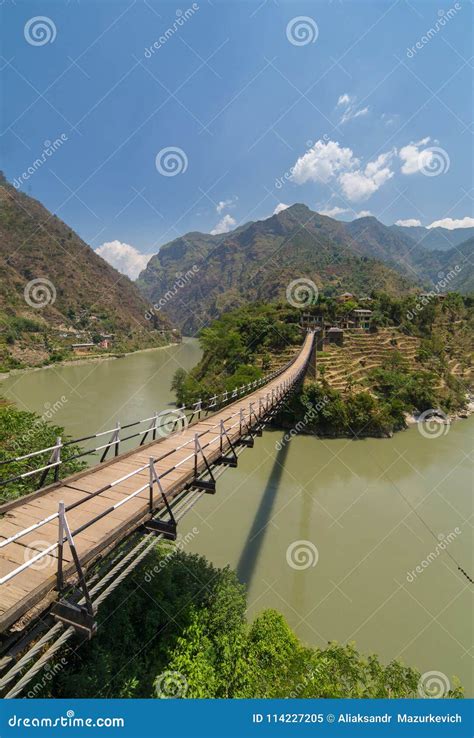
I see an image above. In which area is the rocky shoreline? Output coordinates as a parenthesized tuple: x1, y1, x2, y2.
(273, 395, 474, 442)
(405, 397, 474, 427)
(0, 342, 180, 380)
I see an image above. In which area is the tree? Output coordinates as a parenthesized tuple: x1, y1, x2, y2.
(0, 403, 85, 500)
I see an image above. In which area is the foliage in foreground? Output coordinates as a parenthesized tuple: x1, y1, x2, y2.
(173, 294, 471, 435)
(40, 549, 463, 699)
(0, 402, 85, 501)
(172, 303, 302, 405)
(278, 348, 467, 438)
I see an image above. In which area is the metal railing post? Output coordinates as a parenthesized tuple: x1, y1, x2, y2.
(194, 433, 198, 478)
(149, 458, 154, 512)
(57, 501, 65, 592)
(114, 421, 120, 457)
(53, 437, 62, 482)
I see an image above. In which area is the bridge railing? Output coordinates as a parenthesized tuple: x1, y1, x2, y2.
(0, 343, 306, 497)
(0, 360, 309, 596)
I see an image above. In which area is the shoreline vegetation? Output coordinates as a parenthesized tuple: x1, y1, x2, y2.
(0, 339, 181, 380)
(171, 294, 473, 440)
(28, 548, 464, 699)
(0, 381, 467, 697)
(0, 308, 467, 698)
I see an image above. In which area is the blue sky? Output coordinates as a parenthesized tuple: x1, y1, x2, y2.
(2, 0, 473, 277)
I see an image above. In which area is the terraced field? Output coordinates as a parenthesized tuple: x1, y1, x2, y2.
(315, 329, 419, 392)
(315, 327, 473, 394)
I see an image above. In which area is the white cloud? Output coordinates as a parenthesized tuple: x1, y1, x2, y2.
(396, 218, 422, 227)
(318, 205, 373, 219)
(216, 196, 238, 214)
(340, 105, 369, 125)
(319, 205, 350, 218)
(337, 93, 352, 106)
(336, 93, 370, 124)
(210, 214, 237, 235)
(381, 113, 398, 127)
(95, 240, 153, 280)
(291, 139, 356, 185)
(399, 137, 431, 174)
(427, 216, 474, 230)
(339, 151, 395, 201)
(273, 203, 289, 215)
(290, 139, 394, 203)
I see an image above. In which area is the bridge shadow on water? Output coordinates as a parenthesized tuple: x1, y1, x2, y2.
(236, 435, 289, 587)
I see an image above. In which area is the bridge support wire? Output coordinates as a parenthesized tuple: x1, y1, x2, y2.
(0, 436, 255, 699)
(0, 338, 313, 698)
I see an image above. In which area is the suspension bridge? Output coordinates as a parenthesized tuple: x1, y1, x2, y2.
(0, 331, 315, 697)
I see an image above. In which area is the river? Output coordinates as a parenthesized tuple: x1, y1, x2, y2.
(2, 338, 472, 695)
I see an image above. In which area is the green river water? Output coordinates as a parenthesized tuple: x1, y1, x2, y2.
(1, 338, 472, 695)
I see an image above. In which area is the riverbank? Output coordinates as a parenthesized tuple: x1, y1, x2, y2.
(274, 394, 474, 442)
(0, 341, 181, 380)
(1, 337, 470, 695)
(181, 420, 473, 696)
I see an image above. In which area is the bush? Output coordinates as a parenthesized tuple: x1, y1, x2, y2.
(34, 550, 463, 699)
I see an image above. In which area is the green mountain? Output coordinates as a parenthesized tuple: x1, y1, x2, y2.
(432, 237, 474, 294)
(391, 224, 474, 251)
(137, 204, 417, 334)
(346, 216, 473, 291)
(345, 216, 421, 279)
(0, 175, 173, 369)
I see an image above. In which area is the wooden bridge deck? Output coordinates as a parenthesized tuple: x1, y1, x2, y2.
(0, 333, 313, 632)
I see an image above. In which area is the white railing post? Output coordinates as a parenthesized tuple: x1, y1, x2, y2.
(57, 500, 65, 590)
(194, 433, 199, 478)
(149, 458, 154, 512)
(53, 437, 62, 481)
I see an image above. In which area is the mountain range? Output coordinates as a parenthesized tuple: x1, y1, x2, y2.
(137, 204, 473, 333)
(1, 175, 470, 344)
(391, 223, 474, 252)
(0, 174, 168, 339)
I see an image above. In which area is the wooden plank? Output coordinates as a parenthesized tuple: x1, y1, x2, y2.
(0, 334, 312, 631)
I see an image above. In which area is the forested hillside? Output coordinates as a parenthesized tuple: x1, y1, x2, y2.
(0, 174, 174, 370)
